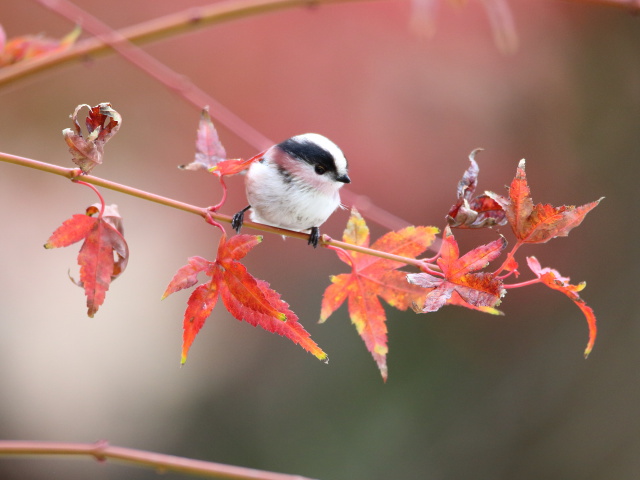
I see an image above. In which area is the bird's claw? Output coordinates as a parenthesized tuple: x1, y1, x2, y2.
(308, 227, 320, 248)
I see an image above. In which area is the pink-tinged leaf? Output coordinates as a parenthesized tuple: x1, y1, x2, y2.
(409, 227, 505, 314)
(180, 106, 227, 171)
(527, 256, 597, 357)
(447, 291, 504, 315)
(162, 256, 212, 299)
(449, 235, 507, 279)
(182, 280, 221, 364)
(62, 103, 121, 174)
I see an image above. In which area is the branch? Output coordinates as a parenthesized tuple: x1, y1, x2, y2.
(563, 0, 640, 11)
(1, 0, 371, 91)
(0, 440, 317, 480)
(0, 152, 427, 269)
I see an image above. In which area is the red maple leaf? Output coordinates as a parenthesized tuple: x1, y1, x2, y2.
(0, 25, 81, 67)
(163, 233, 327, 364)
(62, 103, 122, 174)
(526, 256, 597, 358)
(320, 209, 438, 380)
(487, 159, 602, 244)
(408, 226, 506, 314)
(446, 149, 507, 229)
(44, 204, 128, 317)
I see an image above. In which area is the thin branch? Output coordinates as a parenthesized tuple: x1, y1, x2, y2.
(562, 0, 640, 11)
(0, 152, 428, 268)
(0, 440, 317, 480)
(1, 0, 369, 90)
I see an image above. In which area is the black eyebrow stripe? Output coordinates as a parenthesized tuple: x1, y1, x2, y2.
(278, 138, 337, 173)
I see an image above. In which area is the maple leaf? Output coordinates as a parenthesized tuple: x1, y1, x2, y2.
(62, 103, 121, 174)
(163, 233, 327, 364)
(0, 25, 81, 67)
(526, 256, 597, 358)
(45, 204, 128, 317)
(408, 226, 506, 313)
(179, 106, 227, 171)
(487, 159, 602, 244)
(447, 148, 507, 229)
(209, 154, 262, 177)
(320, 208, 438, 380)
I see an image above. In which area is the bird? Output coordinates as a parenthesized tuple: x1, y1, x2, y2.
(231, 133, 351, 247)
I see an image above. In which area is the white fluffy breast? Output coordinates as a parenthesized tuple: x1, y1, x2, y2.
(245, 156, 342, 232)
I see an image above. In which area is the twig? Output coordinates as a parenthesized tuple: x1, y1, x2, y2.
(0, 440, 317, 480)
(0, 152, 429, 268)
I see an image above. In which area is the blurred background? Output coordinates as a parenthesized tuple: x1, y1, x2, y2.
(0, 0, 638, 479)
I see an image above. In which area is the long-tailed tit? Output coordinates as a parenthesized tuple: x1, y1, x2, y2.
(231, 133, 351, 247)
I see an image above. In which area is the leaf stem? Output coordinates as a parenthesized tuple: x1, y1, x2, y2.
(492, 240, 524, 276)
(0, 440, 317, 480)
(74, 179, 106, 218)
(503, 278, 541, 289)
(0, 152, 425, 268)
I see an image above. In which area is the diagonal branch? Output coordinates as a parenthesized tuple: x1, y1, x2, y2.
(0, 440, 317, 480)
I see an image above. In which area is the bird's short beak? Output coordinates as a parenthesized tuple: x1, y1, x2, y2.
(336, 173, 351, 184)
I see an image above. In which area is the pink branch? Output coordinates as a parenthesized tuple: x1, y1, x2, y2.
(0, 440, 317, 480)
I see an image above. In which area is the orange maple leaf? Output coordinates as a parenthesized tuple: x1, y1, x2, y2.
(487, 159, 602, 244)
(320, 209, 438, 380)
(163, 233, 327, 364)
(44, 204, 128, 317)
(526, 256, 597, 358)
(0, 25, 81, 67)
(408, 226, 506, 314)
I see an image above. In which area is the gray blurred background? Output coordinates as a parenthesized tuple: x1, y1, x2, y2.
(0, 1, 638, 479)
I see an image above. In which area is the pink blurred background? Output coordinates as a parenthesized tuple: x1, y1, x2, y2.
(0, 1, 638, 479)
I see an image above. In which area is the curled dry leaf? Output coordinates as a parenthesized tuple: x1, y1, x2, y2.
(62, 103, 121, 174)
(447, 148, 507, 229)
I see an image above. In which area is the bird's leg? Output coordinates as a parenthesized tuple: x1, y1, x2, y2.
(231, 205, 251, 233)
(308, 227, 321, 248)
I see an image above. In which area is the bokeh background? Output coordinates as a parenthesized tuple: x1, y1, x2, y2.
(1, 1, 638, 479)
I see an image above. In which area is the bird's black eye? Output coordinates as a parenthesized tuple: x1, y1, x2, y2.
(314, 164, 327, 175)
